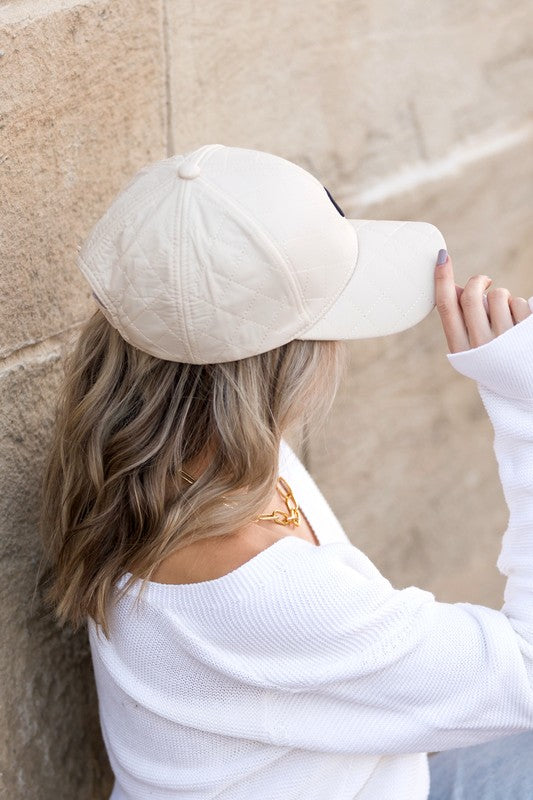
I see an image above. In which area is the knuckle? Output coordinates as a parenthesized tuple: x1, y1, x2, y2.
(436, 298, 454, 317)
(466, 274, 490, 285)
(459, 292, 477, 309)
(489, 287, 511, 299)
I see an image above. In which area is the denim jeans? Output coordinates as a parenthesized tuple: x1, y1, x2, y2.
(427, 730, 533, 799)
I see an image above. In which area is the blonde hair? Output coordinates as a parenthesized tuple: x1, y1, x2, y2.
(37, 309, 347, 638)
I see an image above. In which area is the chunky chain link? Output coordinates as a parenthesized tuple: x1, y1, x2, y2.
(256, 476, 300, 526)
(179, 470, 300, 527)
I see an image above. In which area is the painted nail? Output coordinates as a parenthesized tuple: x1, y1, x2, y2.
(436, 249, 448, 266)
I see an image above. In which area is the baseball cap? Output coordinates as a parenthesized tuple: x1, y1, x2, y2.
(76, 143, 446, 364)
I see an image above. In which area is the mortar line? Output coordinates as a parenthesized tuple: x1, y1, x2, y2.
(342, 122, 533, 208)
(0, 323, 83, 379)
(161, 0, 174, 158)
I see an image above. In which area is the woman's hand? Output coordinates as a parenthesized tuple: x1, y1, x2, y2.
(434, 249, 532, 354)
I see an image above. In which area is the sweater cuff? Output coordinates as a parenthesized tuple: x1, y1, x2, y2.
(446, 298, 533, 400)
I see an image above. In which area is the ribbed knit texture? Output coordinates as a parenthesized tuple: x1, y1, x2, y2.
(89, 313, 533, 800)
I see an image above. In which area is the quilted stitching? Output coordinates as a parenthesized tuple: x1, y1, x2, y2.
(109, 237, 185, 360)
(352, 221, 437, 326)
(350, 220, 412, 322)
(199, 149, 353, 312)
(301, 219, 441, 339)
(190, 202, 257, 332)
(184, 183, 309, 361)
(84, 208, 190, 359)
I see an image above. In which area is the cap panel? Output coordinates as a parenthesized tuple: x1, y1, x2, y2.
(77, 158, 194, 360)
(298, 219, 446, 341)
(182, 178, 307, 363)
(198, 147, 358, 334)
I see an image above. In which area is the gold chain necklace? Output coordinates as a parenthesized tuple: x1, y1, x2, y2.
(179, 470, 300, 527)
(256, 476, 300, 526)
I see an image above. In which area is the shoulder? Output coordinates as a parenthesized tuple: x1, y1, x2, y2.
(176, 538, 435, 689)
(109, 538, 435, 694)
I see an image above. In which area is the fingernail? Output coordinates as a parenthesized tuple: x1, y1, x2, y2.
(436, 249, 448, 266)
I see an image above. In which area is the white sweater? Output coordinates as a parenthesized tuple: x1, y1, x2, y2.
(88, 312, 533, 800)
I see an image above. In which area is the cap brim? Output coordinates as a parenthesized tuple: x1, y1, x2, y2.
(299, 218, 446, 340)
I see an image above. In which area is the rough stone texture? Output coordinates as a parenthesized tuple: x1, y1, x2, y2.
(0, 342, 113, 800)
(1, 0, 532, 797)
(0, 0, 166, 797)
(0, 0, 167, 360)
(166, 0, 532, 187)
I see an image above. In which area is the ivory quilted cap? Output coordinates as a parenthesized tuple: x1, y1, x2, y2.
(76, 143, 447, 363)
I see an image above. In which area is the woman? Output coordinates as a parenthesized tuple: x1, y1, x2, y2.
(39, 144, 533, 799)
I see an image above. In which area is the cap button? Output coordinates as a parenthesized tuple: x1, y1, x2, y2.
(177, 161, 201, 180)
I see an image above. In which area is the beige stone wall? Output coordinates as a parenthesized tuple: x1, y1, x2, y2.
(1, 2, 166, 797)
(1, 0, 532, 796)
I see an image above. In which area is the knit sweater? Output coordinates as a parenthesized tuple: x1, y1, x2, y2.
(88, 312, 533, 800)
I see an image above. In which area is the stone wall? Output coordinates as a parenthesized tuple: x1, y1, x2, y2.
(1, 1, 532, 796)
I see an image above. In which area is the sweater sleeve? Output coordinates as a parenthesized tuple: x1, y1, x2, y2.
(254, 312, 533, 756)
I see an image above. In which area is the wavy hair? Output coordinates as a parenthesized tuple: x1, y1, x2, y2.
(37, 309, 347, 638)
